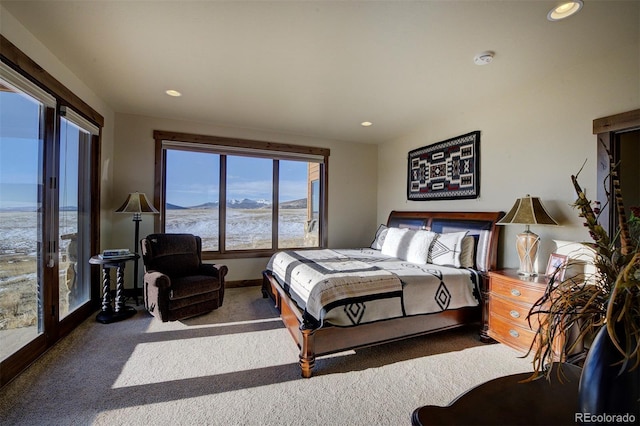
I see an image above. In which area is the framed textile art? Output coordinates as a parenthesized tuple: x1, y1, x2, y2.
(407, 131, 480, 201)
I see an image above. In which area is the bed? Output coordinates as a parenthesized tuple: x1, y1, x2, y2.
(262, 210, 504, 377)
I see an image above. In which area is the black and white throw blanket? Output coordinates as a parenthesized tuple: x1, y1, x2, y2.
(267, 248, 480, 328)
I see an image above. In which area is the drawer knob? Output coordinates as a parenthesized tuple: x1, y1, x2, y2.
(510, 310, 520, 319)
(509, 329, 520, 338)
(510, 288, 522, 297)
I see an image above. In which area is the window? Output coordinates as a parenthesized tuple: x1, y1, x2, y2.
(58, 108, 99, 320)
(278, 160, 316, 248)
(165, 149, 220, 251)
(154, 131, 329, 256)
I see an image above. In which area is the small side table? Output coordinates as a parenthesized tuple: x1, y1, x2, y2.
(89, 254, 140, 324)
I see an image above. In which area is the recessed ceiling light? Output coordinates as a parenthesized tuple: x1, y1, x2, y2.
(547, 1, 583, 21)
(165, 89, 182, 97)
(361, 121, 373, 127)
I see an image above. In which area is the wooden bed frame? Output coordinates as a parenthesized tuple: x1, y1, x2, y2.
(262, 210, 504, 377)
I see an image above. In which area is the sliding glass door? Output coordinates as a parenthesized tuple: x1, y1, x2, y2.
(58, 115, 94, 320)
(0, 77, 48, 362)
(0, 58, 101, 387)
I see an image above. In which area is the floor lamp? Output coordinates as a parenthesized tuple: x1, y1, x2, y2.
(115, 192, 159, 303)
(497, 195, 558, 276)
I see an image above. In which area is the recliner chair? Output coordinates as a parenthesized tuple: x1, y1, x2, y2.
(141, 233, 227, 322)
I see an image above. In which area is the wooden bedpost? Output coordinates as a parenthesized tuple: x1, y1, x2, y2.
(261, 272, 270, 298)
(300, 326, 316, 378)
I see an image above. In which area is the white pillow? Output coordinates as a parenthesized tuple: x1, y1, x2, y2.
(430, 231, 469, 268)
(370, 224, 388, 250)
(405, 230, 437, 264)
(460, 235, 476, 268)
(381, 227, 411, 258)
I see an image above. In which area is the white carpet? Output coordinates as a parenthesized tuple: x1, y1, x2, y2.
(0, 287, 534, 425)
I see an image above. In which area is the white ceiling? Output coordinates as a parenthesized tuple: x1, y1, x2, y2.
(2, 1, 638, 144)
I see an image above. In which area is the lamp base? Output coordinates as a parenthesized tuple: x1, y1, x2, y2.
(516, 230, 540, 276)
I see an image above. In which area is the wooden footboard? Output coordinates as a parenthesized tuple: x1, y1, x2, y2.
(263, 270, 482, 378)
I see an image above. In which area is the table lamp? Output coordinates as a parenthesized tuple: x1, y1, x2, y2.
(497, 195, 558, 276)
(115, 192, 159, 301)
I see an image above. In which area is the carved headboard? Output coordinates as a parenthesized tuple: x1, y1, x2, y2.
(385, 211, 504, 272)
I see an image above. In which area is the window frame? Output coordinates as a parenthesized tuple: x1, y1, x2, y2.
(153, 130, 330, 259)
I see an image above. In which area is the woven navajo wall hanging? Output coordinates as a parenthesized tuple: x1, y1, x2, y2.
(407, 131, 480, 201)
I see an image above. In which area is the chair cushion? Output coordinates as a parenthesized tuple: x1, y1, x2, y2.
(145, 234, 200, 277)
(169, 275, 221, 300)
(167, 299, 220, 321)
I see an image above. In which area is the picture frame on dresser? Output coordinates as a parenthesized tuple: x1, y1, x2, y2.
(546, 253, 567, 281)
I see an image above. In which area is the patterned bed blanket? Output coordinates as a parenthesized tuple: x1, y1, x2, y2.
(266, 248, 480, 328)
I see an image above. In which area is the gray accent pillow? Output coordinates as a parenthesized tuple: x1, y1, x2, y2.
(429, 231, 469, 268)
(370, 224, 388, 250)
(460, 236, 476, 268)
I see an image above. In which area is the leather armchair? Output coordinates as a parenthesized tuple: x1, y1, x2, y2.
(141, 233, 227, 322)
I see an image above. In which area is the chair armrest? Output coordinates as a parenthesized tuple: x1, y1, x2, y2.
(144, 271, 171, 289)
(199, 263, 228, 281)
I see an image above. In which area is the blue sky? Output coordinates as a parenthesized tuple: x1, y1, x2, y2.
(1, 90, 86, 210)
(0, 90, 43, 209)
(166, 149, 309, 207)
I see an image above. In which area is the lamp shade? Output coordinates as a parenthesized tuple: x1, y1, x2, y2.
(497, 195, 558, 226)
(115, 192, 159, 214)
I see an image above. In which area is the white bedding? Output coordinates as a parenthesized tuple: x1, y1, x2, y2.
(266, 248, 481, 328)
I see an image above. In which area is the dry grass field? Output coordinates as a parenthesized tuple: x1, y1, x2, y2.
(0, 253, 40, 361)
(166, 208, 315, 249)
(0, 254, 38, 330)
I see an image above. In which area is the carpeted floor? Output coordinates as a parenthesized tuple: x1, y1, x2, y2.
(0, 287, 534, 425)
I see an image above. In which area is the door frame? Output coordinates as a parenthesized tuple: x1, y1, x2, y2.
(594, 109, 640, 236)
(1, 36, 103, 387)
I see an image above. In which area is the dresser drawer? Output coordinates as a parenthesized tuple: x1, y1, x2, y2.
(488, 312, 538, 352)
(490, 276, 545, 304)
(489, 294, 536, 329)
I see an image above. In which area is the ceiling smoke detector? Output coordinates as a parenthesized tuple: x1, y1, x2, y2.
(474, 51, 495, 66)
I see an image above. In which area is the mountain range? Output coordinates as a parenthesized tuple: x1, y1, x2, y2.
(167, 198, 306, 210)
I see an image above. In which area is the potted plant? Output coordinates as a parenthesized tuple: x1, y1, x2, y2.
(528, 156, 640, 415)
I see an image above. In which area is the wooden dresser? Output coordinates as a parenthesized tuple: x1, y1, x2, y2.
(487, 270, 549, 353)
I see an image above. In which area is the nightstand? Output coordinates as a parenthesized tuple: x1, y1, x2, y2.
(487, 269, 548, 353)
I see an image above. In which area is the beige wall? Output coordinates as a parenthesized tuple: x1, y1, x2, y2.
(377, 40, 640, 272)
(112, 113, 378, 281)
